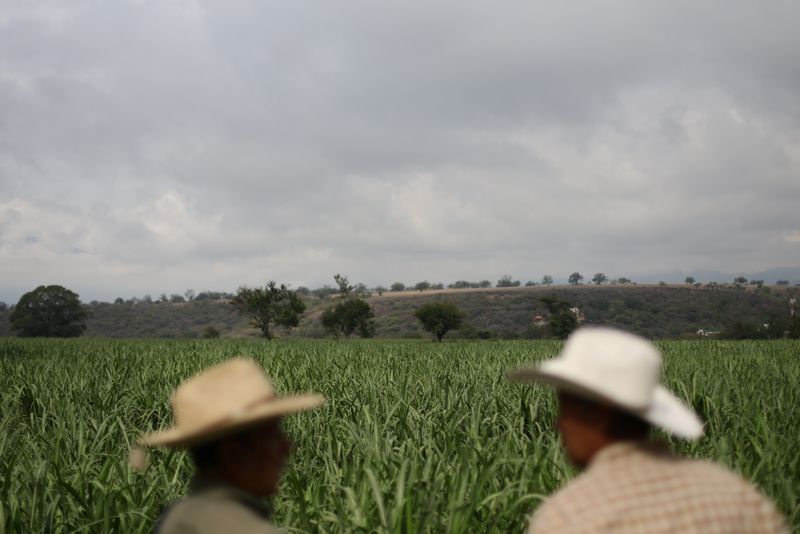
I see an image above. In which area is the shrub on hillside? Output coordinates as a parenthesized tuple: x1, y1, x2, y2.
(322, 299, 376, 338)
(415, 302, 465, 342)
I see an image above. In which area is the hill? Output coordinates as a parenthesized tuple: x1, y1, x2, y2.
(1, 284, 795, 339)
(299, 284, 793, 339)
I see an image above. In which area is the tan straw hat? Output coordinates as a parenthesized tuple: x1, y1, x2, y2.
(137, 357, 325, 450)
(507, 327, 704, 439)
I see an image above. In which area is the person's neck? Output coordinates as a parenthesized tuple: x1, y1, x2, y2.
(193, 469, 237, 489)
(583, 436, 650, 467)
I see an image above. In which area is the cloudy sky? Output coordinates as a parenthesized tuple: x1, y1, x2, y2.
(1, 0, 799, 302)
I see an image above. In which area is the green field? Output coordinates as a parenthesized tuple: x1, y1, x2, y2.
(1, 339, 798, 532)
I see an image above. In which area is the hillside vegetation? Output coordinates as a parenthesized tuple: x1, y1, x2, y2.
(2, 285, 793, 339)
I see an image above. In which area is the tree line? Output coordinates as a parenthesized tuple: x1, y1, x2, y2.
(4, 278, 576, 341)
(5, 275, 799, 341)
(5, 273, 793, 313)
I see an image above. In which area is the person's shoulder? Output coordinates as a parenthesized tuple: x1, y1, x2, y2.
(682, 457, 772, 495)
(683, 459, 787, 517)
(156, 492, 282, 534)
(527, 495, 568, 534)
(528, 449, 789, 533)
(644, 456, 786, 532)
(526, 471, 604, 532)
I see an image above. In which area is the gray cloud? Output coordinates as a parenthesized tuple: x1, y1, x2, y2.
(1, 0, 799, 301)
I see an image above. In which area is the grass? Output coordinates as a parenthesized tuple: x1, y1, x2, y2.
(0, 338, 798, 532)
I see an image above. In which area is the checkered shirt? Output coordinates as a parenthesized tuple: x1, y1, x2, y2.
(528, 440, 788, 534)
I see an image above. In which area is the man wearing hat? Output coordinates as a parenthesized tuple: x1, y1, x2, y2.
(132, 358, 324, 533)
(508, 327, 787, 533)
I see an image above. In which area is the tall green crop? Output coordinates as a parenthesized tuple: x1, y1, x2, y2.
(0, 339, 797, 532)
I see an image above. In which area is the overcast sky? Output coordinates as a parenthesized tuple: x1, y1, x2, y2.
(1, 0, 799, 302)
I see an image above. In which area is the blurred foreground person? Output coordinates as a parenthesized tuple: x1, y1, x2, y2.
(131, 358, 324, 533)
(508, 327, 787, 533)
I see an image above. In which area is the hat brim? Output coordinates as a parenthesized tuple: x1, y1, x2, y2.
(139, 393, 325, 449)
(507, 362, 704, 440)
(643, 387, 704, 439)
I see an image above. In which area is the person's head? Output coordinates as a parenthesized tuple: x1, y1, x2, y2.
(189, 417, 291, 496)
(507, 327, 704, 466)
(131, 358, 324, 492)
(555, 391, 650, 468)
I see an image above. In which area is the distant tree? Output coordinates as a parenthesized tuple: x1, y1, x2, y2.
(10, 285, 88, 337)
(202, 325, 221, 339)
(789, 316, 800, 339)
(448, 280, 472, 289)
(685, 277, 695, 285)
(539, 297, 577, 339)
(617, 277, 632, 284)
(764, 315, 786, 339)
(352, 283, 370, 297)
(159, 293, 169, 303)
(749, 280, 764, 289)
(295, 286, 311, 297)
(333, 274, 353, 298)
(497, 275, 521, 288)
(542, 275, 553, 286)
(592, 273, 608, 285)
(415, 281, 431, 291)
(658, 281, 667, 287)
(478, 280, 492, 288)
(169, 294, 186, 303)
(142, 294, 152, 303)
(321, 299, 375, 338)
(776, 280, 790, 286)
(430, 283, 445, 290)
(114, 297, 125, 305)
(231, 282, 306, 339)
(722, 321, 766, 340)
(415, 302, 465, 342)
(185, 289, 195, 301)
(390, 282, 406, 292)
(568, 272, 583, 285)
(733, 276, 748, 288)
(0, 301, 8, 311)
(550, 311, 578, 339)
(311, 285, 337, 299)
(374, 286, 387, 296)
(524, 280, 537, 286)
(196, 291, 226, 301)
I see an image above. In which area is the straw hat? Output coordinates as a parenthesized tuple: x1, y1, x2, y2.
(136, 357, 325, 450)
(507, 327, 704, 439)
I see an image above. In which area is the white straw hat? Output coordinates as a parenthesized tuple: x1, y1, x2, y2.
(507, 327, 704, 439)
(137, 357, 325, 449)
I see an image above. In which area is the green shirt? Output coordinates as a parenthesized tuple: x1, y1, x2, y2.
(155, 478, 282, 534)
